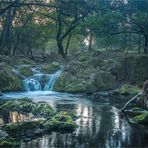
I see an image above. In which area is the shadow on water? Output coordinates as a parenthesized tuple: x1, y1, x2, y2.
(1, 91, 148, 148)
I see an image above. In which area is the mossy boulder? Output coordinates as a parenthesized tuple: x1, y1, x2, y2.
(93, 71, 116, 91)
(19, 67, 33, 77)
(44, 111, 77, 132)
(133, 112, 148, 124)
(54, 70, 115, 93)
(0, 137, 20, 148)
(0, 68, 23, 92)
(32, 103, 54, 118)
(116, 55, 148, 85)
(40, 62, 60, 74)
(0, 98, 54, 118)
(53, 72, 94, 93)
(2, 121, 44, 139)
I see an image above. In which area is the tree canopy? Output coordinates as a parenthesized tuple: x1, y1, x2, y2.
(0, 0, 148, 58)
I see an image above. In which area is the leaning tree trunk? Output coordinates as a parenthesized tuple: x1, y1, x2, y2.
(121, 92, 142, 111)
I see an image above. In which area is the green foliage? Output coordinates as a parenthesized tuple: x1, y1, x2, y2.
(133, 112, 148, 124)
(0, 138, 20, 148)
(2, 121, 43, 138)
(119, 85, 140, 96)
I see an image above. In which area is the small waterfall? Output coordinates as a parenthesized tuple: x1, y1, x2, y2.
(23, 70, 62, 91)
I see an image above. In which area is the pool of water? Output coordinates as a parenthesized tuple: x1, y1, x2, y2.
(1, 91, 148, 148)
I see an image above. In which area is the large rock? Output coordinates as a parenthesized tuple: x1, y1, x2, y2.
(19, 67, 33, 77)
(54, 68, 115, 93)
(116, 55, 148, 85)
(40, 62, 60, 74)
(0, 67, 23, 92)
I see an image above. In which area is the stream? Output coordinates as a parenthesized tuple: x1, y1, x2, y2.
(1, 91, 148, 148)
(1, 70, 148, 148)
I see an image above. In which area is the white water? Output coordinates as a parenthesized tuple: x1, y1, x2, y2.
(23, 70, 62, 91)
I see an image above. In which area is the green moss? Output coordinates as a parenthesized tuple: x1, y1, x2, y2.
(1, 98, 34, 113)
(1, 98, 54, 117)
(0, 68, 23, 92)
(54, 68, 115, 93)
(133, 112, 148, 124)
(32, 103, 54, 117)
(44, 111, 77, 131)
(116, 55, 148, 85)
(2, 121, 43, 138)
(19, 67, 33, 77)
(119, 84, 140, 96)
(40, 62, 60, 74)
(0, 138, 20, 148)
(93, 71, 115, 90)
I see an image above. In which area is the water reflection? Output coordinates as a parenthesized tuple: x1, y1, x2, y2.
(21, 96, 148, 148)
(0, 111, 33, 124)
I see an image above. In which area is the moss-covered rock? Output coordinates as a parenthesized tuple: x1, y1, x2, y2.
(0, 99, 77, 142)
(133, 112, 148, 124)
(0, 137, 20, 148)
(116, 55, 148, 85)
(2, 121, 44, 139)
(19, 67, 33, 77)
(0, 67, 23, 92)
(93, 71, 116, 90)
(40, 62, 60, 74)
(44, 111, 77, 131)
(54, 70, 115, 93)
(0, 98, 54, 118)
(32, 103, 54, 118)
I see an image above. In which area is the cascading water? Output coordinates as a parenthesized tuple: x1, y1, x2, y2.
(23, 70, 62, 91)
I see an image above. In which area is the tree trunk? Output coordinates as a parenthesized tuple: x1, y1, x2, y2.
(65, 33, 72, 55)
(138, 34, 141, 54)
(88, 31, 93, 50)
(144, 34, 148, 54)
(121, 93, 142, 111)
(0, 7, 16, 55)
(57, 39, 66, 58)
